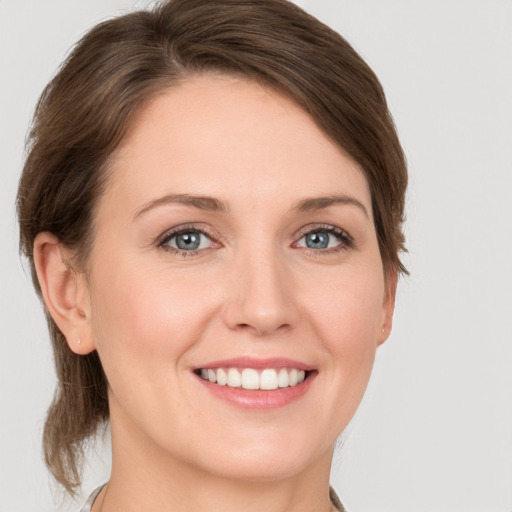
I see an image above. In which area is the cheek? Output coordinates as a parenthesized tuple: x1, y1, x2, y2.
(304, 263, 384, 392)
(88, 257, 215, 384)
(308, 264, 384, 345)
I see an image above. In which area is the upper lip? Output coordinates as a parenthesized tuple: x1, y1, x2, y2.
(194, 357, 314, 371)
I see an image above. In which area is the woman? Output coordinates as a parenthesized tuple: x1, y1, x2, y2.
(16, 0, 407, 510)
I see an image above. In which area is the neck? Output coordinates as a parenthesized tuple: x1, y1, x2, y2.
(98, 414, 336, 512)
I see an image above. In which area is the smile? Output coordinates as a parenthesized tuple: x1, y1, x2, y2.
(196, 367, 307, 390)
(193, 358, 316, 409)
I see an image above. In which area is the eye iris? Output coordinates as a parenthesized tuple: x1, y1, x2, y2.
(175, 232, 200, 250)
(306, 232, 329, 249)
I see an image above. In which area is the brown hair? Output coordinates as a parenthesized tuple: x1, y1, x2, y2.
(17, 0, 407, 495)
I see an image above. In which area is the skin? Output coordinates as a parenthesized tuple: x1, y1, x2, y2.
(34, 74, 396, 512)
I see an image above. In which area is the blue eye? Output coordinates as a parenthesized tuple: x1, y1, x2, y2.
(162, 230, 212, 251)
(304, 232, 330, 249)
(296, 228, 350, 251)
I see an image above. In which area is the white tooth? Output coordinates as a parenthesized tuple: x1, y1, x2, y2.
(227, 368, 242, 387)
(216, 368, 227, 386)
(241, 368, 260, 390)
(297, 370, 306, 383)
(289, 369, 299, 386)
(208, 369, 217, 383)
(260, 369, 278, 390)
(201, 369, 208, 380)
(278, 368, 289, 388)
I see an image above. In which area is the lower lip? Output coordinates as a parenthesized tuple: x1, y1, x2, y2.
(195, 372, 316, 410)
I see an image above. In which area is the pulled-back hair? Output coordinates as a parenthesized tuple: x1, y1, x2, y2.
(17, 0, 407, 494)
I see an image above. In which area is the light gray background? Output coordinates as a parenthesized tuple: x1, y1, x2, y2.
(1, 1, 511, 511)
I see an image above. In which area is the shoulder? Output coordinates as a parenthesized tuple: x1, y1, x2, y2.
(78, 485, 104, 512)
(329, 486, 349, 512)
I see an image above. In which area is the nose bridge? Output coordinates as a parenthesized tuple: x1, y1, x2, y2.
(223, 241, 297, 336)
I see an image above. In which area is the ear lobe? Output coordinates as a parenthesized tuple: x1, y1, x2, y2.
(33, 232, 95, 355)
(377, 268, 398, 346)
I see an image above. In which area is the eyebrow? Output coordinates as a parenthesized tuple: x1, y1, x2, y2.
(133, 192, 368, 220)
(292, 195, 369, 218)
(133, 193, 229, 219)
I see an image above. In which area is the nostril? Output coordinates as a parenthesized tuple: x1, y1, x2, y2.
(233, 322, 291, 336)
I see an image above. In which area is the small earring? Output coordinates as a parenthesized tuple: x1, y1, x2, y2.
(76, 339, 81, 344)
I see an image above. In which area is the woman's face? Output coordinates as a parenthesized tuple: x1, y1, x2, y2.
(80, 74, 395, 481)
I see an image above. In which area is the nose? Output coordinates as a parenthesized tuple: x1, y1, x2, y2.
(222, 249, 298, 337)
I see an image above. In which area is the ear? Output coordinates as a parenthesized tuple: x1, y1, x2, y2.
(33, 232, 95, 354)
(377, 268, 398, 346)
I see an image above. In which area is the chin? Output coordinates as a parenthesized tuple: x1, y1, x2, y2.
(182, 426, 333, 483)
(201, 450, 318, 483)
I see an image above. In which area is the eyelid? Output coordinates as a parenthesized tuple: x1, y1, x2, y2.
(294, 223, 353, 242)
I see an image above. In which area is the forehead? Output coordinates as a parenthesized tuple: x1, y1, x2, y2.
(102, 74, 371, 217)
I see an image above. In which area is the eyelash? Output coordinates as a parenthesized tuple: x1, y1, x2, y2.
(157, 223, 354, 258)
(293, 224, 354, 256)
(157, 224, 217, 258)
